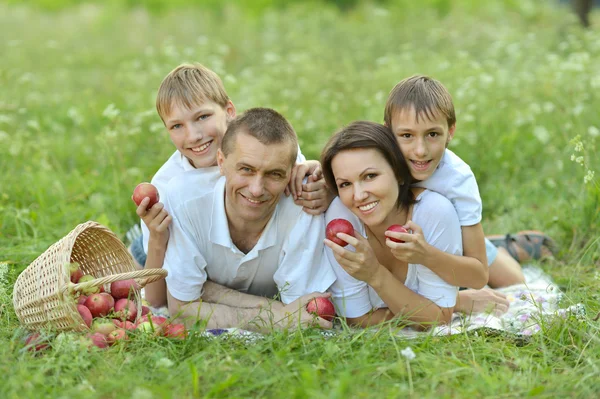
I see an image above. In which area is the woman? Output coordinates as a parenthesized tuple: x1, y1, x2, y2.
(321, 121, 461, 329)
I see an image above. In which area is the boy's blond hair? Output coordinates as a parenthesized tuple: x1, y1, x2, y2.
(384, 75, 456, 128)
(156, 63, 230, 122)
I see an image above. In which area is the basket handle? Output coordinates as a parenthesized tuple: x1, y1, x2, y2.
(65, 268, 168, 295)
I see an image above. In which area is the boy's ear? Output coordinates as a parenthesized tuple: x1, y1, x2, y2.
(217, 148, 226, 175)
(225, 101, 236, 123)
(446, 123, 456, 146)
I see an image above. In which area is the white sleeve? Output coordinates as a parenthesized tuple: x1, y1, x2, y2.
(295, 144, 307, 163)
(323, 198, 376, 318)
(450, 169, 482, 226)
(162, 205, 208, 302)
(274, 212, 336, 305)
(412, 192, 461, 308)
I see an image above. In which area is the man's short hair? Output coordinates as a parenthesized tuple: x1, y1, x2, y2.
(384, 75, 456, 128)
(156, 63, 230, 123)
(221, 108, 298, 166)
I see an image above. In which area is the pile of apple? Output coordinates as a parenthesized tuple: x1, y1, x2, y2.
(68, 262, 186, 349)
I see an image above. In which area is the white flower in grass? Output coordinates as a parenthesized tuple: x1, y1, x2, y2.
(132, 387, 154, 399)
(102, 103, 120, 120)
(533, 126, 549, 144)
(401, 347, 416, 361)
(584, 170, 595, 184)
(588, 126, 599, 137)
(156, 357, 174, 368)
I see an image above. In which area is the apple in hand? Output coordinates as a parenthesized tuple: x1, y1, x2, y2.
(110, 279, 140, 300)
(306, 297, 336, 322)
(386, 224, 409, 243)
(132, 182, 160, 209)
(326, 219, 354, 247)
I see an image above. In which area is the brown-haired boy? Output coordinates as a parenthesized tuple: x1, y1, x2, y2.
(383, 75, 555, 314)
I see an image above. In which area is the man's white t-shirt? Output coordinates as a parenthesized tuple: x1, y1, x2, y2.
(413, 149, 482, 227)
(325, 190, 462, 318)
(141, 148, 306, 253)
(162, 170, 335, 305)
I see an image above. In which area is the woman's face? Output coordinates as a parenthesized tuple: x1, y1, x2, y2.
(331, 148, 399, 227)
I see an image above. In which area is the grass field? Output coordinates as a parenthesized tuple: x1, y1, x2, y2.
(1, 1, 599, 397)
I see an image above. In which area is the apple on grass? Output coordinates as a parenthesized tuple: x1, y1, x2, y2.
(132, 182, 160, 209)
(92, 318, 117, 336)
(306, 297, 336, 322)
(110, 279, 140, 300)
(114, 298, 137, 322)
(24, 332, 50, 352)
(84, 293, 112, 318)
(106, 329, 128, 345)
(77, 304, 93, 328)
(326, 219, 354, 247)
(87, 332, 108, 349)
(68, 262, 83, 284)
(163, 323, 187, 339)
(386, 224, 409, 243)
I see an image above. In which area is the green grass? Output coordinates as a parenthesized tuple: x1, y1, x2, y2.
(1, 1, 599, 397)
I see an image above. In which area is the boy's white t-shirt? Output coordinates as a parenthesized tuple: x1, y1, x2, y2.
(141, 148, 306, 253)
(412, 149, 482, 227)
(325, 190, 462, 318)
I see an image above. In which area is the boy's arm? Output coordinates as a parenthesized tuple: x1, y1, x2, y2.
(386, 223, 488, 290)
(135, 198, 171, 308)
(167, 290, 332, 333)
(288, 160, 336, 215)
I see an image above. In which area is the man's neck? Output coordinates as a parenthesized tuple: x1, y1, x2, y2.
(225, 195, 273, 254)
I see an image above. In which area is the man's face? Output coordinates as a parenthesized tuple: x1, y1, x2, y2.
(217, 132, 294, 227)
(390, 107, 455, 182)
(163, 99, 235, 168)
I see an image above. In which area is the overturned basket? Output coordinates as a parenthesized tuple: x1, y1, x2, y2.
(13, 221, 167, 332)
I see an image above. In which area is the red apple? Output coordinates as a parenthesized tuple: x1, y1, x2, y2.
(24, 332, 49, 352)
(99, 293, 115, 311)
(84, 293, 111, 318)
(137, 321, 159, 334)
(77, 304, 93, 328)
(163, 323, 186, 339)
(110, 279, 140, 300)
(69, 262, 84, 283)
(92, 318, 117, 336)
(386, 224, 409, 243)
(306, 297, 336, 322)
(326, 219, 354, 247)
(112, 319, 123, 328)
(77, 294, 88, 305)
(106, 329, 128, 345)
(114, 299, 137, 322)
(141, 305, 151, 316)
(88, 332, 108, 349)
(132, 182, 160, 209)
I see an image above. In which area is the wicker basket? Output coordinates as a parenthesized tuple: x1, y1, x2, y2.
(13, 221, 167, 332)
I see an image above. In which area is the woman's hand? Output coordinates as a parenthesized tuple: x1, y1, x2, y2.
(385, 220, 432, 265)
(135, 197, 171, 247)
(324, 231, 382, 285)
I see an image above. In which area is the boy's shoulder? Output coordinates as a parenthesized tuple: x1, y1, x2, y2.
(439, 149, 473, 174)
(151, 150, 195, 188)
(166, 168, 222, 212)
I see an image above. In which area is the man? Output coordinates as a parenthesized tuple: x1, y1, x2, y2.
(162, 107, 336, 332)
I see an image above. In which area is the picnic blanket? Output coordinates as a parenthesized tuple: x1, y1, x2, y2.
(150, 265, 584, 341)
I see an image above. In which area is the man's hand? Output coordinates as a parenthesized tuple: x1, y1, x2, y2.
(455, 288, 509, 317)
(135, 197, 171, 247)
(385, 220, 432, 265)
(273, 292, 334, 330)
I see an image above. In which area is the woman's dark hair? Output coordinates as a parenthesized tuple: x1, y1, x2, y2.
(321, 121, 415, 211)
